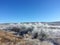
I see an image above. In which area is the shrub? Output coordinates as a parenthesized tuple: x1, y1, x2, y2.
(39, 29, 48, 41)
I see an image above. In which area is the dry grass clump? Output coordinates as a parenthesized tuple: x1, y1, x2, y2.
(0, 30, 25, 45)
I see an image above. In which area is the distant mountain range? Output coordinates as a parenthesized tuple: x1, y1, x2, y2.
(41, 21, 60, 26)
(0, 21, 60, 25)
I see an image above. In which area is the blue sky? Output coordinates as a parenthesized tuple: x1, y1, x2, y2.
(0, 0, 60, 23)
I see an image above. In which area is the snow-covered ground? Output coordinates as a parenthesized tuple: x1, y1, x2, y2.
(0, 22, 60, 45)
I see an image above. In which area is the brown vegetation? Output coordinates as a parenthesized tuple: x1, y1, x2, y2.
(0, 30, 26, 45)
